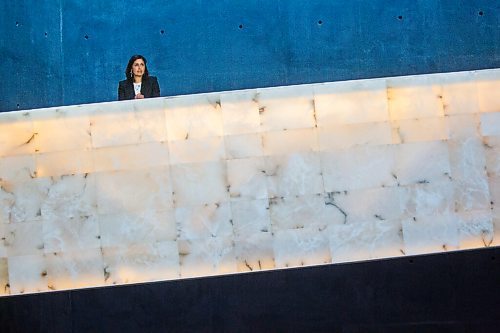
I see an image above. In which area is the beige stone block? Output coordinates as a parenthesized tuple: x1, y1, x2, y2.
(257, 85, 316, 131)
(314, 78, 389, 126)
(165, 95, 223, 141)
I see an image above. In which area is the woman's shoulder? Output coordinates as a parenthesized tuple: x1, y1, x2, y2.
(119, 79, 130, 86)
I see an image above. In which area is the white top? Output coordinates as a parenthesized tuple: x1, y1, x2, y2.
(133, 82, 142, 95)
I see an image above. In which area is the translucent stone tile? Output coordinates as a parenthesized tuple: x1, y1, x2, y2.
(450, 138, 485, 176)
(257, 85, 315, 131)
(175, 202, 233, 239)
(394, 141, 451, 186)
(36, 150, 94, 177)
(493, 217, 500, 247)
(132, 98, 168, 143)
(93, 142, 169, 173)
(448, 139, 490, 212)
(99, 209, 176, 248)
(235, 232, 275, 272)
(456, 210, 494, 249)
(321, 144, 397, 192)
(178, 237, 236, 278)
(476, 69, 500, 113)
(480, 112, 500, 136)
(0, 224, 6, 257)
(484, 136, 500, 177)
(169, 136, 225, 165)
(0, 258, 8, 295)
(32, 107, 92, 153)
(0, 111, 35, 157)
(314, 78, 389, 126)
(269, 194, 345, 232)
(95, 167, 173, 214)
(0, 182, 19, 224)
(403, 180, 455, 218)
(262, 128, 318, 156)
(8, 254, 47, 294)
(89, 102, 142, 148)
(265, 152, 323, 197)
(165, 95, 223, 141)
(441, 74, 479, 115)
(171, 161, 228, 206)
(362, 220, 405, 260)
(325, 187, 408, 224)
(46, 249, 104, 291)
(0, 178, 51, 223)
(230, 199, 271, 237)
(318, 122, 393, 151)
(402, 215, 460, 255)
(387, 76, 444, 121)
(436, 70, 476, 83)
(447, 114, 481, 140)
(102, 241, 179, 285)
(224, 133, 263, 160)
(329, 220, 404, 263)
(220, 91, 261, 135)
(42, 215, 100, 253)
(227, 157, 267, 201)
(0, 155, 36, 183)
(392, 117, 449, 144)
(5, 221, 44, 256)
(273, 228, 331, 268)
(489, 176, 500, 218)
(40, 173, 96, 221)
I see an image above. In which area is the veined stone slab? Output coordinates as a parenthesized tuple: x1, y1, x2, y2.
(1, 68, 499, 296)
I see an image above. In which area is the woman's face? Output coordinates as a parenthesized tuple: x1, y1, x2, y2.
(131, 59, 145, 77)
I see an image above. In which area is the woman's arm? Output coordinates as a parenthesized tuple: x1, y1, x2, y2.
(152, 77, 160, 98)
(118, 82, 126, 100)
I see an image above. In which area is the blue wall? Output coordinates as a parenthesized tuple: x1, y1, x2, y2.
(1, 0, 499, 112)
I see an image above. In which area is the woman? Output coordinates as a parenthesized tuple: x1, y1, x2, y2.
(118, 55, 160, 100)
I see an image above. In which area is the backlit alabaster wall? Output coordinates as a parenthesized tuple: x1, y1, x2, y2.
(0, 69, 499, 296)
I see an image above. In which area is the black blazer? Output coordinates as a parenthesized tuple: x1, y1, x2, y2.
(118, 76, 160, 100)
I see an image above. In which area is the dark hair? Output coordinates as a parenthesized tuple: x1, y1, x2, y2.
(125, 54, 150, 81)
